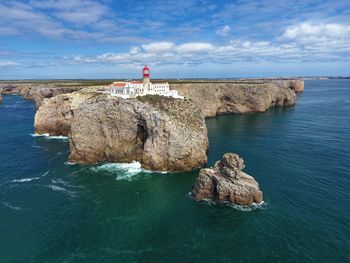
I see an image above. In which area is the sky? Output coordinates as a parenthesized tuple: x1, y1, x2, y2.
(0, 0, 349, 79)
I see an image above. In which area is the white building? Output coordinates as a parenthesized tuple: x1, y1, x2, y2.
(106, 65, 182, 99)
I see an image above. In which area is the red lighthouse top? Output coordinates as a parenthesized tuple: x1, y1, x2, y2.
(142, 65, 150, 78)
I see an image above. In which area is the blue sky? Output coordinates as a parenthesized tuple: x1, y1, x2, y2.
(0, 0, 349, 79)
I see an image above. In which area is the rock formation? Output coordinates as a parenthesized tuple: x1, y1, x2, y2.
(34, 91, 95, 136)
(272, 79, 304, 92)
(34, 92, 209, 171)
(191, 153, 263, 206)
(0, 83, 85, 108)
(170, 81, 298, 117)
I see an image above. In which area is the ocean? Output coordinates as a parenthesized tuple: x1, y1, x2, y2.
(0, 80, 349, 262)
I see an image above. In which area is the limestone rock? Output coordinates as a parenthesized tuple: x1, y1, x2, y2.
(34, 91, 95, 136)
(170, 81, 298, 117)
(273, 79, 304, 92)
(35, 92, 209, 171)
(0, 83, 85, 108)
(69, 94, 208, 171)
(191, 153, 263, 206)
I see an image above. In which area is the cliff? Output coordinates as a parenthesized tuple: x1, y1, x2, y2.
(34, 91, 95, 136)
(191, 153, 263, 206)
(0, 83, 85, 108)
(34, 92, 209, 171)
(272, 79, 304, 92)
(170, 81, 300, 117)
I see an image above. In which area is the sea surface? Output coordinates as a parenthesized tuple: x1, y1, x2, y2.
(0, 80, 349, 262)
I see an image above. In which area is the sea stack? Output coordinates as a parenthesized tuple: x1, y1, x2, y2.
(191, 153, 263, 206)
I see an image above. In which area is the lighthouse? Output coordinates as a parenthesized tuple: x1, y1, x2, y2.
(105, 65, 182, 99)
(142, 65, 150, 84)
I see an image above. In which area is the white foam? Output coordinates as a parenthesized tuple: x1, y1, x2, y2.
(46, 184, 76, 197)
(46, 135, 69, 140)
(193, 196, 266, 211)
(91, 161, 147, 180)
(31, 133, 49, 137)
(228, 201, 266, 211)
(31, 133, 69, 140)
(2, 202, 21, 211)
(41, 171, 50, 177)
(51, 179, 84, 189)
(64, 161, 76, 166)
(11, 177, 40, 183)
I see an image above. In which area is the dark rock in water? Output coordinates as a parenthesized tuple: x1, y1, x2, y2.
(191, 153, 263, 206)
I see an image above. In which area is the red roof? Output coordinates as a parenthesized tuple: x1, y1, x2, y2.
(112, 83, 126, 87)
(143, 65, 149, 70)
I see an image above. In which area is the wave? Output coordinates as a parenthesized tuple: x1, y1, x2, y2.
(2, 202, 21, 211)
(11, 177, 40, 183)
(51, 179, 85, 189)
(46, 184, 76, 197)
(228, 201, 267, 211)
(192, 195, 267, 211)
(31, 133, 69, 140)
(10, 170, 49, 184)
(41, 171, 50, 177)
(91, 161, 148, 181)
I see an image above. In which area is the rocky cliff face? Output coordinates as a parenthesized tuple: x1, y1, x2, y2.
(170, 81, 299, 117)
(69, 94, 208, 171)
(272, 79, 304, 92)
(191, 153, 263, 206)
(34, 92, 208, 171)
(34, 91, 95, 136)
(0, 83, 84, 108)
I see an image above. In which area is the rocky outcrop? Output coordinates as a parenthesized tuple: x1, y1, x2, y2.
(0, 94, 2, 103)
(35, 92, 209, 171)
(272, 79, 304, 92)
(191, 153, 263, 206)
(0, 83, 85, 108)
(34, 91, 96, 136)
(170, 81, 298, 117)
(69, 94, 208, 171)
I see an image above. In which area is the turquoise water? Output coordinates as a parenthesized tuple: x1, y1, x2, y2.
(0, 80, 349, 262)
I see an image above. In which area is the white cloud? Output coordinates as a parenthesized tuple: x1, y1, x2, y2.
(281, 22, 350, 43)
(66, 22, 350, 66)
(175, 43, 215, 53)
(216, 25, 231, 37)
(0, 61, 20, 67)
(142, 42, 174, 53)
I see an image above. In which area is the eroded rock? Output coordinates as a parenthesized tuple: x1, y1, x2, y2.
(191, 153, 263, 206)
(34, 92, 209, 171)
(170, 81, 298, 117)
